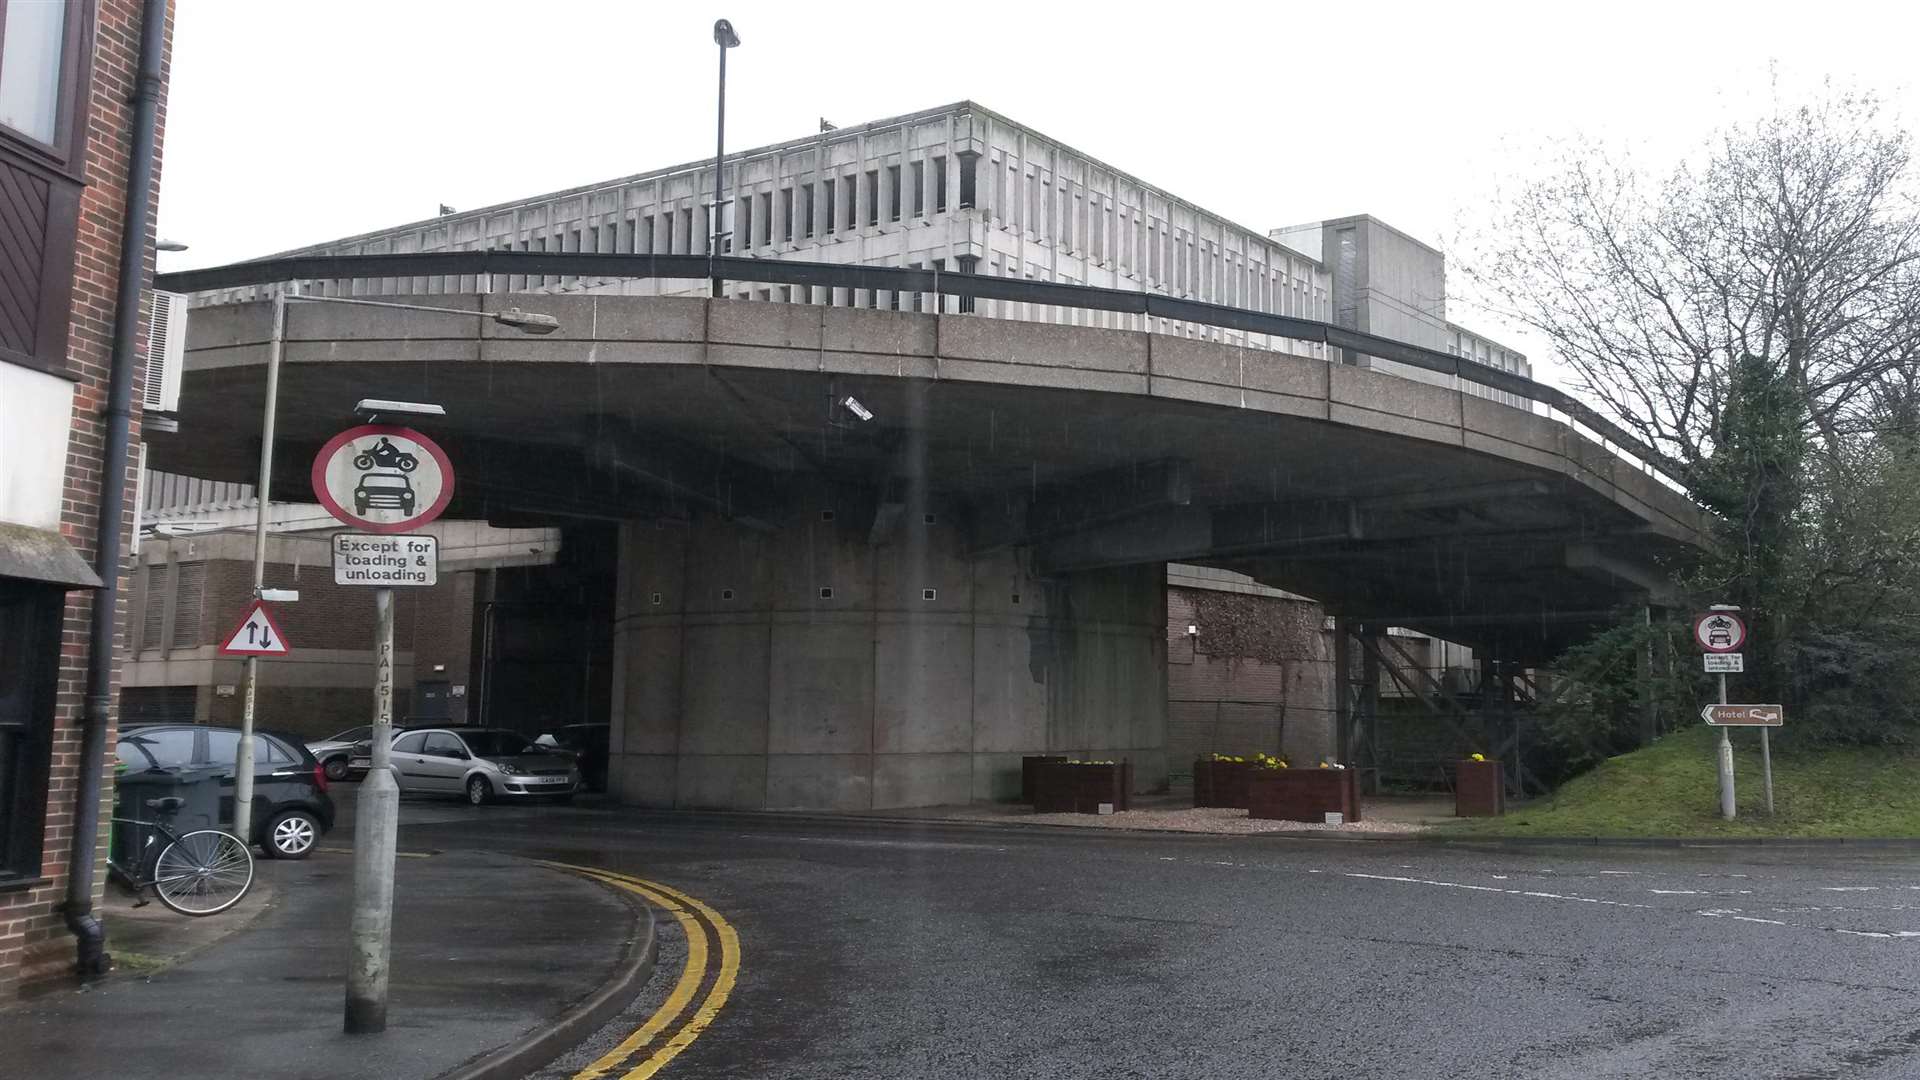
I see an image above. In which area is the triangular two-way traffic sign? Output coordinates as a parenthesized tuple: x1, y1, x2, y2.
(218, 599, 292, 656)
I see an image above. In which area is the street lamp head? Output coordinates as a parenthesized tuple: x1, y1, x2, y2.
(714, 18, 739, 48)
(155, 238, 189, 252)
(354, 399, 445, 420)
(493, 307, 561, 335)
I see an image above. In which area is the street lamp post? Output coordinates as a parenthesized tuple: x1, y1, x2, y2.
(232, 290, 558, 848)
(711, 18, 740, 299)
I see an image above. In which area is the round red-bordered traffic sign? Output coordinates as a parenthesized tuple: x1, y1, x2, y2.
(310, 424, 455, 534)
(1693, 610, 1746, 654)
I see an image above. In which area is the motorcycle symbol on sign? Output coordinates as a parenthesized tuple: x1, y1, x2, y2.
(352, 437, 419, 473)
(1703, 615, 1736, 649)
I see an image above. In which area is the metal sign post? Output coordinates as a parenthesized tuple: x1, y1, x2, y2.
(1695, 607, 1749, 821)
(314, 420, 453, 1035)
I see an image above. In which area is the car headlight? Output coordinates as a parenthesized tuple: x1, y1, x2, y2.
(495, 763, 522, 775)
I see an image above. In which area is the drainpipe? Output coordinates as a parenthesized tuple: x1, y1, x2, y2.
(65, 0, 169, 977)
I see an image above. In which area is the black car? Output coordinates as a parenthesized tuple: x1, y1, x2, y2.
(542, 723, 609, 793)
(116, 724, 336, 860)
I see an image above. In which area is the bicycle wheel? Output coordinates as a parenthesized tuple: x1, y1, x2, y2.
(152, 830, 254, 916)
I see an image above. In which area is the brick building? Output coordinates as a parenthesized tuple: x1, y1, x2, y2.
(121, 512, 562, 740)
(0, 0, 173, 994)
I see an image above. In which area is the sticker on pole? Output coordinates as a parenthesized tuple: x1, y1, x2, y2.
(1693, 611, 1747, 653)
(1702, 704, 1783, 727)
(311, 424, 454, 534)
(1703, 653, 1744, 673)
(219, 600, 291, 656)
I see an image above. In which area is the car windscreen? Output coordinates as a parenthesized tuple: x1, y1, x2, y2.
(461, 731, 537, 758)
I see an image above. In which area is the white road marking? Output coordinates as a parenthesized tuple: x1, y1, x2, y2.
(1599, 870, 1637, 876)
(1822, 886, 1880, 892)
(1343, 872, 1650, 909)
(1652, 889, 1703, 895)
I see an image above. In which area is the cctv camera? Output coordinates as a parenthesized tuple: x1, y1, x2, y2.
(841, 396, 874, 422)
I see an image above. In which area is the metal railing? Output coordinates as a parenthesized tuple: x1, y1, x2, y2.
(154, 251, 1689, 491)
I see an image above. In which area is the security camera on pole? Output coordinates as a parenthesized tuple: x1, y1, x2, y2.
(312, 402, 453, 1034)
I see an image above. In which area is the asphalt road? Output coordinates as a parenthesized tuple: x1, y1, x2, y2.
(391, 800, 1920, 1079)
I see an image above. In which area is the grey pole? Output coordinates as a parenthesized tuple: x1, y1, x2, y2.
(710, 18, 738, 298)
(1760, 726, 1775, 814)
(346, 586, 400, 1033)
(234, 281, 292, 842)
(1716, 671, 1736, 820)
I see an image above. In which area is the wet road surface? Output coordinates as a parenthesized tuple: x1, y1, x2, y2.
(394, 800, 1920, 1079)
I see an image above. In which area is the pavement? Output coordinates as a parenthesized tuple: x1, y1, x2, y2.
(0, 810, 643, 1080)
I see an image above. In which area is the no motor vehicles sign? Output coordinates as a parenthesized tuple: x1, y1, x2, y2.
(311, 424, 455, 533)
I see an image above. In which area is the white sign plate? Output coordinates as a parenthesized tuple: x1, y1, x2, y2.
(218, 600, 291, 656)
(333, 533, 438, 587)
(1703, 653, 1744, 673)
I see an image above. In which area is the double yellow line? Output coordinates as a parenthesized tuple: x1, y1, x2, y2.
(543, 863, 741, 1080)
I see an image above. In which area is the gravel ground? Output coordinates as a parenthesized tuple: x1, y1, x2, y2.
(946, 804, 1430, 835)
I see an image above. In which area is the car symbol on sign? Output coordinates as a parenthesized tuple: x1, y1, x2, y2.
(354, 472, 416, 516)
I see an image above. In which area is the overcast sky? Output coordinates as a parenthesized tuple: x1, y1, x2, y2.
(156, 0, 1920, 387)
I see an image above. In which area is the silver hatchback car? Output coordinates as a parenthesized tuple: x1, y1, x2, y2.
(386, 727, 580, 805)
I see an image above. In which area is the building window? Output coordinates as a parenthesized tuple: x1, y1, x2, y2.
(956, 254, 978, 314)
(677, 208, 692, 253)
(779, 187, 793, 243)
(822, 179, 835, 234)
(866, 169, 880, 226)
(758, 191, 771, 247)
(735, 196, 749, 252)
(0, 580, 61, 887)
(887, 164, 901, 222)
(0, 0, 93, 375)
(958, 154, 976, 209)
(844, 174, 857, 231)
(933, 155, 948, 213)
(0, 0, 82, 150)
(910, 160, 925, 217)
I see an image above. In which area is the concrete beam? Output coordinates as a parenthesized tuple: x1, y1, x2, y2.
(1565, 543, 1682, 607)
(586, 421, 786, 530)
(971, 458, 1191, 552)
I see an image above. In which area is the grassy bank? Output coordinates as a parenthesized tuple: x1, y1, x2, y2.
(1444, 725, 1920, 838)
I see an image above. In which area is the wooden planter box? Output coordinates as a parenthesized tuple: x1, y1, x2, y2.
(1021, 756, 1069, 803)
(1033, 761, 1134, 814)
(1193, 759, 1251, 808)
(1455, 759, 1505, 817)
(1247, 768, 1361, 823)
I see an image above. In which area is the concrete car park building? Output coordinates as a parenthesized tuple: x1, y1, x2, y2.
(154, 102, 1694, 813)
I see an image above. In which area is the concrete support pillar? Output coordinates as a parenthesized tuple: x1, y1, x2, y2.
(606, 486, 1169, 810)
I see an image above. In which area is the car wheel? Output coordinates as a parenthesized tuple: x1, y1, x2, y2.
(466, 776, 492, 806)
(323, 756, 351, 782)
(265, 810, 320, 860)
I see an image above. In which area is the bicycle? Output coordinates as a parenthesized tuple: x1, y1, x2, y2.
(107, 797, 256, 916)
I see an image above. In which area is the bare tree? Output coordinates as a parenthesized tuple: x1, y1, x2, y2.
(1464, 85, 1920, 477)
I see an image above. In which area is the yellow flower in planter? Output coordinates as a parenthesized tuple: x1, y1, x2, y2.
(1470, 753, 1486, 762)
(1318, 761, 1329, 769)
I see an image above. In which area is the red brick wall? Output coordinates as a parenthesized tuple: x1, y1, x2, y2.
(3, 0, 173, 996)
